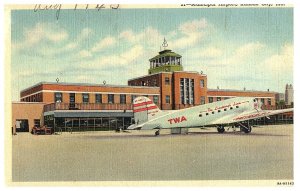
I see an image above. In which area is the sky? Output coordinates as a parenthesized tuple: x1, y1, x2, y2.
(11, 6, 293, 101)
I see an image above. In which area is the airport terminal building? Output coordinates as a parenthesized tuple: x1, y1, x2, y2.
(12, 48, 292, 133)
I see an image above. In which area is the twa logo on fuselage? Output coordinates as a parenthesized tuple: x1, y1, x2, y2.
(168, 116, 187, 124)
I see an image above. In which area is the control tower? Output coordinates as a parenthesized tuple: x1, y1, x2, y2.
(148, 38, 183, 74)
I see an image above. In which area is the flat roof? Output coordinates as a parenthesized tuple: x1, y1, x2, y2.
(12, 101, 48, 104)
(21, 81, 160, 93)
(128, 71, 205, 81)
(208, 88, 277, 94)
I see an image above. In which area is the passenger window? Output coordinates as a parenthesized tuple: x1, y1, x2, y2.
(206, 113, 209, 116)
(236, 106, 239, 108)
(212, 112, 214, 114)
(230, 107, 233, 110)
(199, 114, 202, 117)
(224, 108, 227, 111)
(218, 110, 221, 113)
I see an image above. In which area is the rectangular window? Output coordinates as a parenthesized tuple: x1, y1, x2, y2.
(180, 78, 184, 104)
(190, 79, 194, 104)
(268, 98, 271, 105)
(131, 95, 137, 103)
(153, 95, 159, 105)
(200, 96, 205, 105)
(261, 98, 265, 105)
(82, 93, 89, 103)
(217, 97, 221, 101)
(165, 77, 170, 85)
(108, 94, 114, 104)
(34, 119, 40, 127)
(54, 92, 62, 103)
(120, 94, 126, 104)
(166, 95, 170, 104)
(209, 97, 213, 103)
(95, 94, 102, 103)
(153, 79, 157, 86)
(180, 78, 195, 104)
(200, 80, 205, 88)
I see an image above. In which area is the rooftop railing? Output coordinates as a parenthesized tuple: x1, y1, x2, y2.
(44, 103, 133, 112)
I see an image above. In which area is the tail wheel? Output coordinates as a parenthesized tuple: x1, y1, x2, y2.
(217, 126, 225, 133)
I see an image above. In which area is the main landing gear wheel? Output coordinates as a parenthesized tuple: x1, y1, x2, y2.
(241, 125, 252, 133)
(217, 126, 225, 133)
(155, 130, 160, 136)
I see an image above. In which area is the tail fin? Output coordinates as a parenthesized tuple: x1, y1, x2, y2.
(133, 96, 162, 124)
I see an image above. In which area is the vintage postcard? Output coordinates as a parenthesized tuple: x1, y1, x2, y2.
(5, 3, 294, 187)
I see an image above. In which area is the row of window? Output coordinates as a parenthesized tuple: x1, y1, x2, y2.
(208, 97, 272, 105)
(54, 93, 159, 104)
(180, 78, 195, 104)
(134, 78, 205, 88)
(21, 93, 42, 102)
(199, 105, 240, 117)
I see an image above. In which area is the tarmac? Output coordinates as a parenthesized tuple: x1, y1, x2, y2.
(11, 124, 293, 183)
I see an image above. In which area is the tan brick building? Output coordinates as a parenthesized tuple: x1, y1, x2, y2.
(14, 83, 160, 132)
(12, 47, 291, 133)
(207, 89, 276, 106)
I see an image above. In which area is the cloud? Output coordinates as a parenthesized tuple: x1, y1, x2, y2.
(78, 50, 92, 58)
(91, 36, 116, 53)
(119, 27, 163, 49)
(77, 28, 93, 42)
(190, 47, 223, 59)
(13, 22, 68, 51)
(77, 45, 145, 72)
(211, 42, 265, 66)
(179, 18, 208, 35)
(119, 45, 144, 63)
(263, 43, 293, 77)
(119, 30, 135, 42)
(234, 42, 265, 60)
(171, 18, 209, 50)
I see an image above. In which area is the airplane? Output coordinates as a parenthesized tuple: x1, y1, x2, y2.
(127, 96, 293, 136)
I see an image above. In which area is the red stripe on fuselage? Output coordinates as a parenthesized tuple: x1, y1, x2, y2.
(133, 105, 158, 113)
(133, 101, 153, 107)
